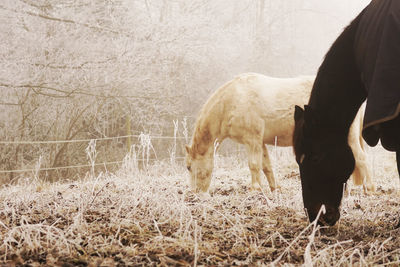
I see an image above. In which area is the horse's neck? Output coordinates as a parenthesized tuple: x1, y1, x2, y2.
(191, 120, 218, 157)
(309, 13, 366, 134)
(309, 74, 364, 133)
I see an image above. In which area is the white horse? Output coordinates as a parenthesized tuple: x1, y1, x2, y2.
(185, 73, 374, 193)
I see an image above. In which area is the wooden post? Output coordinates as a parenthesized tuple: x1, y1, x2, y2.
(126, 116, 132, 152)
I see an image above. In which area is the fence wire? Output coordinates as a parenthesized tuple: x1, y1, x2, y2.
(0, 134, 187, 145)
(0, 133, 188, 174)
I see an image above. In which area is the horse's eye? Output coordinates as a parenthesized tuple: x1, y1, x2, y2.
(300, 154, 305, 164)
(187, 166, 191, 171)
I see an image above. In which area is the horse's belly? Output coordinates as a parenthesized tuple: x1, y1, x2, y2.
(263, 119, 294, 147)
(263, 132, 293, 146)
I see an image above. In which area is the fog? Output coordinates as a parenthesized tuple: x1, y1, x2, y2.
(0, 0, 371, 180)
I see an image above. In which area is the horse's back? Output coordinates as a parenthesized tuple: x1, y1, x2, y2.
(230, 73, 314, 111)
(355, 0, 400, 149)
(220, 73, 315, 146)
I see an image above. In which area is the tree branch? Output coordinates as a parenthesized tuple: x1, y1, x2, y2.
(0, 4, 127, 36)
(0, 83, 181, 100)
(0, 102, 19, 106)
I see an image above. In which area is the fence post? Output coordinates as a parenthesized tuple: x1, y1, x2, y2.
(126, 116, 132, 152)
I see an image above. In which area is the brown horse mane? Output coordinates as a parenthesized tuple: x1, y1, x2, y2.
(189, 77, 239, 156)
(190, 120, 212, 157)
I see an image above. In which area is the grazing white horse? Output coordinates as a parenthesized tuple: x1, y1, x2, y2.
(185, 73, 374, 193)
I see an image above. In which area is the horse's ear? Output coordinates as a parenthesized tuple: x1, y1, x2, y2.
(294, 105, 304, 122)
(304, 105, 312, 113)
(185, 145, 191, 155)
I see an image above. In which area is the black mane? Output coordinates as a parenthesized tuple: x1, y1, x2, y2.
(308, 10, 367, 133)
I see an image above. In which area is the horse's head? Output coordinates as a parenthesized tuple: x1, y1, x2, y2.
(293, 105, 355, 226)
(185, 145, 214, 193)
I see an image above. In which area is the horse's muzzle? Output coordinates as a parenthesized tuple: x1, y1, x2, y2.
(307, 205, 340, 226)
(318, 211, 340, 226)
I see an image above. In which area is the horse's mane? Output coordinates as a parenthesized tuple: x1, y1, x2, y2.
(308, 9, 367, 131)
(190, 73, 261, 156)
(191, 116, 212, 156)
(190, 78, 236, 156)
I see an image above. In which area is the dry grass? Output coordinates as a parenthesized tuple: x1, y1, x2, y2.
(0, 145, 399, 266)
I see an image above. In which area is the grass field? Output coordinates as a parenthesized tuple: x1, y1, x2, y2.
(0, 145, 399, 266)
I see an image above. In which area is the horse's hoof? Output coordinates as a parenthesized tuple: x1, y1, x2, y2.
(364, 184, 376, 194)
(269, 184, 281, 192)
(250, 184, 262, 191)
(184, 190, 210, 201)
(198, 191, 211, 200)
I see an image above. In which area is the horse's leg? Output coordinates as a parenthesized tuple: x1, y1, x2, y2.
(397, 150, 400, 178)
(262, 144, 278, 191)
(348, 110, 375, 193)
(352, 158, 375, 194)
(352, 145, 375, 193)
(396, 151, 400, 230)
(245, 142, 264, 191)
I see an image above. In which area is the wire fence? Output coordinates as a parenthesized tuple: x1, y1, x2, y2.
(0, 161, 123, 174)
(0, 133, 189, 176)
(0, 134, 188, 145)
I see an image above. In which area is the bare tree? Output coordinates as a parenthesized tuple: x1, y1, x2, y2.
(0, 0, 371, 182)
